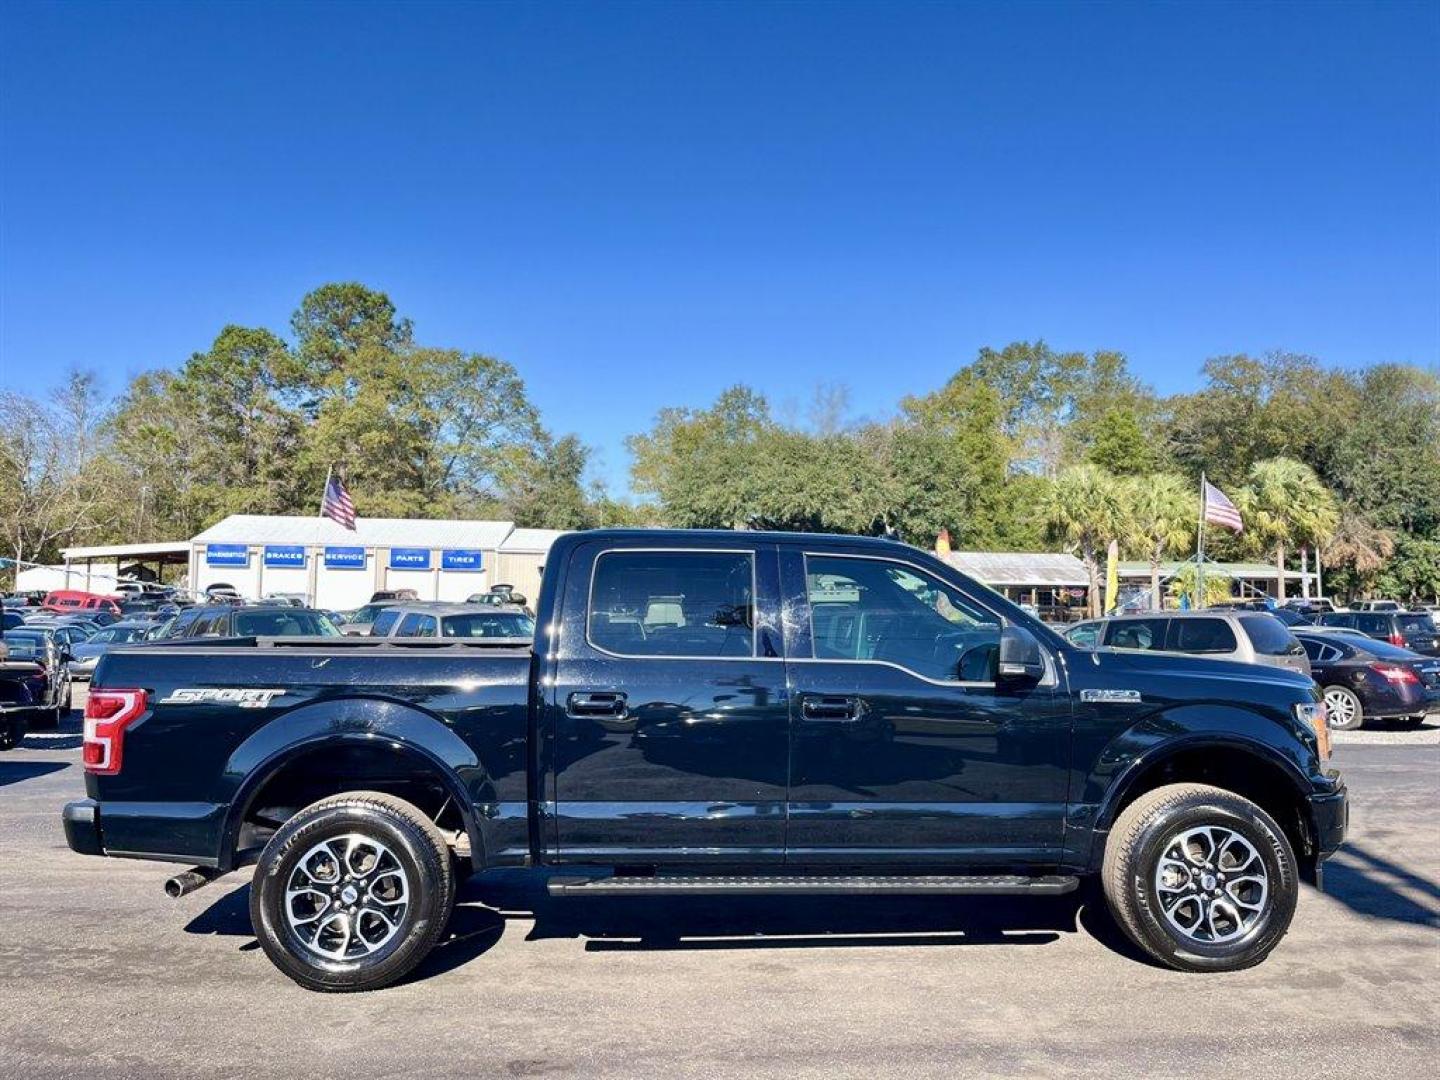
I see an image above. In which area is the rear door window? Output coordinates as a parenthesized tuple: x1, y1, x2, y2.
(1238, 615, 1304, 656)
(370, 609, 402, 637)
(1104, 619, 1169, 651)
(1355, 614, 1390, 636)
(589, 550, 756, 658)
(1170, 618, 1237, 654)
(395, 613, 438, 638)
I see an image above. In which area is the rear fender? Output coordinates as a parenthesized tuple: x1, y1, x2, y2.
(219, 696, 491, 872)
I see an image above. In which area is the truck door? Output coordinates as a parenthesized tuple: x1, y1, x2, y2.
(779, 548, 1070, 867)
(546, 540, 788, 864)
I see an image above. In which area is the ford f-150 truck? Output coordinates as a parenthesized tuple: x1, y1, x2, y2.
(64, 530, 1347, 991)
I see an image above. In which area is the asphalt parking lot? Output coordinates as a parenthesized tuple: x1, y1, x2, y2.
(2, 698, 1437, 1079)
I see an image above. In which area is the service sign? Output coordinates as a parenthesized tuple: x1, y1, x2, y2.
(263, 545, 306, 569)
(324, 546, 366, 570)
(206, 543, 250, 568)
(441, 549, 484, 572)
(389, 548, 431, 570)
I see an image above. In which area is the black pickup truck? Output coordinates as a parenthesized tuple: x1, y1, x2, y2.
(64, 529, 1347, 991)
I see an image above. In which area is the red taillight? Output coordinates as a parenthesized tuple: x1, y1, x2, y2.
(1372, 663, 1419, 685)
(1388, 632, 1406, 646)
(82, 688, 147, 775)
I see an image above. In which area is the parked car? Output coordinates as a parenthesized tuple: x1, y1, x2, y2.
(67, 621, 157, 680)
(1062, 619, 1103, 649)
(1351, 600, 1403, 612)
(1317, 611, 1440, 656)
(157, 604, 343, 640)
(22, 620, 96, 650)
(368, 589, 419, 603)
(66, 529, 1346, 990)
(340, 601, 398, 636)
(41, 590, 122, 619)
(1266, 608, 1312, 628)
(1294, 630, 1440, 731)
(2, 610, 24, 631)
(466, 589, 533, 616)
(0, 627, 72, 730)
(1071, 611, 1311, 676)
(1284, 598, 1338, 616)
(371, 603, 535, 640)
(262, 593, 309, 608)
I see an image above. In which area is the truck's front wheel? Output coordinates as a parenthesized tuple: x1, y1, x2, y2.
(250, 791, 456, 992)
(1101, 783, 1298, 972)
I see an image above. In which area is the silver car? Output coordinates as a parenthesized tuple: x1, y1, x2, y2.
(1064, 611, 1311, 676)
(67, 621, 155, 680)
(369, 603, 535, 641)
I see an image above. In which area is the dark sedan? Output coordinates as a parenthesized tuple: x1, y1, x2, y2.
(1295, 630, 1440, 730)
(0, 628, 72, 733)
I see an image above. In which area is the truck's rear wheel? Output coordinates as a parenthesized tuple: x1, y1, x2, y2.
(1101, 783, 1298, 973)
(250, 791, 455, 992)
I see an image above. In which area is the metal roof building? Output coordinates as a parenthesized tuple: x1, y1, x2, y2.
(943, 551, 1090, 588)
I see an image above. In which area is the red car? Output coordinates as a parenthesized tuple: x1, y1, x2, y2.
(41, 590, 122, 618)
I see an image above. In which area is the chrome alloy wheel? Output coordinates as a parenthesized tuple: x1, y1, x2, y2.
(284, 834, 410, 961)
(1323, 687, 1358, 728)
(1153, 825, 1269, 945)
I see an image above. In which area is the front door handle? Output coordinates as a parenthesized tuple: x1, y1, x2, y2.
(567, 691, 628, 719)
(800, 695, 862, 722)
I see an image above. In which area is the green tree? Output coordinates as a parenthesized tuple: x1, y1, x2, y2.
(1237, 458, 1339, 601)
(1319, 511, 1395, 601)
(1122, 473, 1195, 609)
(1042, 464, 1123, 616)
(502, 434, 597, 530)
(1087, 409, 1153, 475)
(1168, 563, 1233, 608)
(627, 386, 773, 529)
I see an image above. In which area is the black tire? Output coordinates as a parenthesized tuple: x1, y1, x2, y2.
(1101, 783, 1298, 973)
(1322, 686, 1364, 731)
(250, 791, 456, 992)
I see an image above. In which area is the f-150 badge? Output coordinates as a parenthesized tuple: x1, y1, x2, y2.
(1080, 689, 1142, 704)
(157, 688, 286, 709)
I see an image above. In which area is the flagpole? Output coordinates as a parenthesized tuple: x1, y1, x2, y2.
(314, 465, 334, 608)
(1196, 472, 1207, 609)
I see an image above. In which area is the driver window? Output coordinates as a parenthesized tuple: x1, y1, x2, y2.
(805, 555, 1000, 683)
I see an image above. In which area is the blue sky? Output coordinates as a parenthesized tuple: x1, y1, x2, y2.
(2, 0, 1436, 493)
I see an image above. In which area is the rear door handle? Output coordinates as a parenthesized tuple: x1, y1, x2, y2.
(801, 695, 862, 722)
(567, 691, 628, 719)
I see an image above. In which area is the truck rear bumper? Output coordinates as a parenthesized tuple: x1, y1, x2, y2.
(61, 798, 227, 866)
(63, 799, 104, 857)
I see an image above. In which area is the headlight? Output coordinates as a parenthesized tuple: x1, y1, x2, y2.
(1294, 701, 1331, 762)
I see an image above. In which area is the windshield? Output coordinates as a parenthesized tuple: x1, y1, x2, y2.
(90, 626, 149, 644)
(2, 633, 46, 660)
(1345, 635, 1429, 661)
(440, 612, 536, 638)
(233, 611, 342, 637)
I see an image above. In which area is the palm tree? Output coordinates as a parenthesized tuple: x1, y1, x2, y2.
(1123, 473, 1196, 610)
(1238, 458, 1339, 601)
(1043, 464, 1123, 617)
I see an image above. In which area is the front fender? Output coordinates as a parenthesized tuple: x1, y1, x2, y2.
(219, 696, 492, 872)
(1061, 699, 1321, 875)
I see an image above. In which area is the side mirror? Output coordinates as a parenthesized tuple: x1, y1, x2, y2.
(998, 624, 1045, 686)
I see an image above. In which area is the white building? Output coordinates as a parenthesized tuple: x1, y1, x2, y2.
(185, 515, 564, 610)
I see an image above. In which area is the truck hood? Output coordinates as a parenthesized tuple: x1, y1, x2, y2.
(1087, 647, 1316, 693)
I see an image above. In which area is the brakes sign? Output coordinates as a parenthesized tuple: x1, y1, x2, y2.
(157, 688, 286, 709)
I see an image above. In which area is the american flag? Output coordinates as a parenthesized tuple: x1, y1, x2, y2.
(1203, 479, 1243, 533)
(322, 472, 357, 530)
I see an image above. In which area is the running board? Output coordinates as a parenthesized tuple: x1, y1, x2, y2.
(546, 873, 1079, 897)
